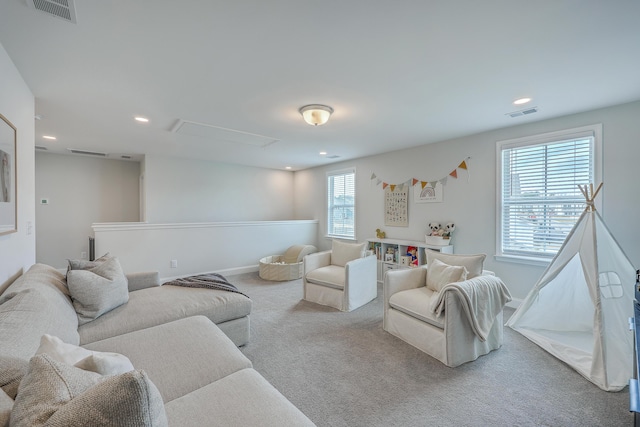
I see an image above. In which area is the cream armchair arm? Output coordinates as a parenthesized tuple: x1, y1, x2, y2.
(344, 255, 377, 310)
(303, 250, 331, 274)
(383, 266, 427, 330)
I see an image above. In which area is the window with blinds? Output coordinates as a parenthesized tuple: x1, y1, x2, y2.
(497, 125, 601, 260)
(327, 169, 356, 239)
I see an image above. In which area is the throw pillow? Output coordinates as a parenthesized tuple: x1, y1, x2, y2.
(66, 256, 129, 325)
(36, 334, 134, 376)
(426, 258, 469, 292)
(67, 252, 112, 274)
(0, 389, 12, 427)
(331, 240, 366, 267)
(0, 356, 28, 399)
(425, 250, 486, 279)
(11, 354, 167, 427)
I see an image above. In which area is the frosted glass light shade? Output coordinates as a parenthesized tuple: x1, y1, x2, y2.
(299, 104, 334, 126)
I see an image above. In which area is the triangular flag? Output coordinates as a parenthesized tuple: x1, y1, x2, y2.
(440, 177, 448, 185)
(382, 182, 388, 189)
(421, 181, 427, 189)
(450, 169, 458, 179)
(376, 179, 382, 185)
(390, 184, 396, 191)
(371, 172, 377, 180)
(458, 160, 468, 170)
(430, 181, 438, 189)
(412, 178, 419, 186)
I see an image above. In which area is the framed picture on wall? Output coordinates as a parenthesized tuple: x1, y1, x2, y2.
(0, 113, 17, 236)
(384, 185, 408, 227)
(414, 181, 443, 203)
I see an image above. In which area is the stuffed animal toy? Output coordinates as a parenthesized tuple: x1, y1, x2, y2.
(443, 222, 456, 238)
(376, 228, 386, 239)
(428, 222, 441, 236)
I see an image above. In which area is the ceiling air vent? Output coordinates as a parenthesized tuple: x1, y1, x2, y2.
(35, 145, 48, 151)
(326, 155, 340, 159)
(26, 0, 78, 24)
(67, 149, 107, 157)
(507, 107, 539, 118)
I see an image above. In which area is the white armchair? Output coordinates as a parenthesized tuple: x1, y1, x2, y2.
(383, 251, 511, 367)
(303, 240, 377, 312)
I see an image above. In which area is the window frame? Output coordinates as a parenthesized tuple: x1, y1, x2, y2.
(326, 167, 356, 240)
(495, 124, 602, 265)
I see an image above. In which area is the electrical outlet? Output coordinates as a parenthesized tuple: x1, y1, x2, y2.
(81, 251, 87, 259)
(170, 260, 178, 268)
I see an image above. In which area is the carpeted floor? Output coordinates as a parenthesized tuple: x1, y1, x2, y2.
(232, 272, 632, 427)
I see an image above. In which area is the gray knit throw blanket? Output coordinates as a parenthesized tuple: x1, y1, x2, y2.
(163, 273, 250, 299)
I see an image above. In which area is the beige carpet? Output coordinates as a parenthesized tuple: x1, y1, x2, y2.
(233, 272, 631, 427)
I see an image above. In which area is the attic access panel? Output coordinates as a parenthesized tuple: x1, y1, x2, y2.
(171, 120, 279, 148)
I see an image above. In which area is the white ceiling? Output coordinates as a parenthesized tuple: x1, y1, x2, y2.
(1, 0, 639, 171)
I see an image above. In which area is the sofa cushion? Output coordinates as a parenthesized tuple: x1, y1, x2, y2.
(66, 256, 129, 325)
(0, 286, 79, 361)
(78, 285, 252, 345)
(83, 316, 253, 403)
(304, 265, 345, 290)
(0, 263, 70, 302)
(11, 354, 167, 427)
(389, 287, 445, 329)
(331, 240, 366, 267)
(426, 258, 468, 292)
(426, 250, 486, 279)
(36, 334, 134, 376)
(0, 356, 28, 399)
(164, 368, 315, 427)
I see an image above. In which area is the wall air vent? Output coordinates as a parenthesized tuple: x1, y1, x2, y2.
(27, 0, 77, 24)
(507, 107, 539, 118)
(35, 145, 48, 151)
(67, 149, 107, 157)
(121, 155, 132, 159)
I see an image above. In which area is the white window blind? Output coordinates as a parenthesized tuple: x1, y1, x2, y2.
(327, 169, 355, 239)
(498, 126, 599, 259)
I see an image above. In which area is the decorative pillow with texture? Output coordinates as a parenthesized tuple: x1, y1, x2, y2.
(36, 334, 134, 376)
(0, 356, 28, 399)
(425, 250, 486, 279)
(66, 256, 129, 325)
(67, 252, 111, 274)
(426, 258, 469, 292)
(11, 354, 167, 427)
(331, 240, 366, 267)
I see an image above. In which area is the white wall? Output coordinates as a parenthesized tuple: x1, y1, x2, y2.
(294, 101, 640, 300)
(93, 220, 318, 279)
(34, 152, 140, 268)
(144, 155, 294, 223)
(0, 42, 35, 293)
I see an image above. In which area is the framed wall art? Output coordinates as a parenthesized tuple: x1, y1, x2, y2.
(0, 113, 17, 235)
(414, 181, 443, 203)
(384, 185, 408, 227)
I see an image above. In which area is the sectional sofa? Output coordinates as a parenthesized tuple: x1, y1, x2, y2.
(0, 262, 314, 426)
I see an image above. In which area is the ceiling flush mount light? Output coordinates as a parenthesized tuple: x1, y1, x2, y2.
(513, 97, 532, 105)
(299, 104, 333, 126)
(134, 116, 149, 123)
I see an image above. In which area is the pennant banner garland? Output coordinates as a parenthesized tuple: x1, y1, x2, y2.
(371, 157, 471, 191)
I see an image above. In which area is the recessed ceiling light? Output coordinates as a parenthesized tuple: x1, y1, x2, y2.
(43, 135, 56, 140)
(513, 97, 532, 105)
(135, 116, 149, 123)
(285, 166, 292, 170)
(319, 151, 327, 155)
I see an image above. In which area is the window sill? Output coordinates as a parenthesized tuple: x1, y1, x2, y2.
(325, 235, 357, 241)
(494, 254, 551, 268)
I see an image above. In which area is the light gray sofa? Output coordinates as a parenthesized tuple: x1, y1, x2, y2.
(0, 263, 315, 426)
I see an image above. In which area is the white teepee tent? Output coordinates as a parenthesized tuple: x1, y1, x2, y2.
(507, 183, 635, 391)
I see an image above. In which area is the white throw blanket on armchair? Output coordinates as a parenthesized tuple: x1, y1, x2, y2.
(430, 275, 512, 341)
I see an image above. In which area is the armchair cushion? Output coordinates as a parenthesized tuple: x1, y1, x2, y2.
(426, 250, 486, 279)
(426, 258, 468, 292)
(331, 240, 366, 267)
(305, 265, 345, 290)
(388, 287, 444, 329)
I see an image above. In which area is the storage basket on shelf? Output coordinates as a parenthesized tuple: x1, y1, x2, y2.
(259, 245, 317, 281)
